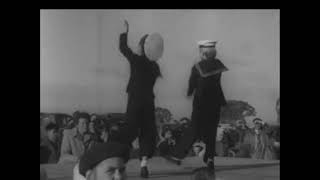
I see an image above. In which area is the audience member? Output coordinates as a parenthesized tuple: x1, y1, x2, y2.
(99, 126, 110, 143)
(90, 114, 97, 122)
(157, 128, 176, 157)
(193, 141, 206, 157)
(40, 123, 60, 163)
(221, 128, 238, 157)
(215, 125, 224, 157)
(108, 123, 120, 141)
(74, 142, 130, 180)
(60, 112, 93, 163)
(41, 115, 56, 139)
(249, 118, 271, 160)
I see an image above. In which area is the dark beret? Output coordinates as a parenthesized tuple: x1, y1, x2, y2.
(79, 142, 130, 176)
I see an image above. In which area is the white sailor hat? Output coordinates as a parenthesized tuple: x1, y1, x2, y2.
(197, 40, 217, 48)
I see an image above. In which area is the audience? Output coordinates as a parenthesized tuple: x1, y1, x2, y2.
(40, 110, 279, 168)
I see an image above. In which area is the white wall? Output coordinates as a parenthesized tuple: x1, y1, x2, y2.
(40, 10, 279, 123)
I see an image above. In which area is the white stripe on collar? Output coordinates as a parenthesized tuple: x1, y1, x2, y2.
(195, 63, 228, 78)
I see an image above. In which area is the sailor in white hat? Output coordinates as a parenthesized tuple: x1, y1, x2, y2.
(167, 39, 228, 172)
(197, 40, 217, 61)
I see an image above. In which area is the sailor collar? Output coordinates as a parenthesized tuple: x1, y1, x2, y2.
(195, 59, 228, 78)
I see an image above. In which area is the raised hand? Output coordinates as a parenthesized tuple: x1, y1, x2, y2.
(124, 20, 129, 33)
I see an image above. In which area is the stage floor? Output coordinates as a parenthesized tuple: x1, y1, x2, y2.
(41, 156, 280, 180)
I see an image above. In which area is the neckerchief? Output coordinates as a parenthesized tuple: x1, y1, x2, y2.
(195, 59, 228, 78)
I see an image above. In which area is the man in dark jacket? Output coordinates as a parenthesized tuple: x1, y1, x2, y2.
(40, 123, 60, 164)
(167, 40, 228, 171)
(109, 20, 162, 178)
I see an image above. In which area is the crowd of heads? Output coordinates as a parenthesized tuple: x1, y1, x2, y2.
(40, 110, 193, 163)
(215, 117, 280, 160)
(40, 110, 279, 180)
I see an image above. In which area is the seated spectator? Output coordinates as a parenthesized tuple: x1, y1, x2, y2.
(40, 123, 60, 163)
(172, 124, 186, 144)
(89, 121, 96, 134)
(193, 141, 205, 157)
(157, 128, 176, 157)
(240, 118, 273, 160)
(265, 125, 280, 160)
(108, 123, 120, 141)
(251, 119, 269, 159)
(40, 129, 51, 164)
(59, 112, 93, 163)
(191, 167, 216, 180)
(73, 142, 130, 180)
(231, 120, 251, 157)
(92, 125, 110, 145)
(89, 121, 100, 143)
(90, 114, 97, 122)
(100, 126, 109, 143)
(221, 127, 239, 157)
(215, 125, 224, 157)
(40, 115, 56, 139)
(235, 120, 249, 145)
(179, 117, 190, 127)
(66, 118, 75, 129)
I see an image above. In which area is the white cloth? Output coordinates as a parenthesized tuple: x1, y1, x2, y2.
(144, 33, 164, 61)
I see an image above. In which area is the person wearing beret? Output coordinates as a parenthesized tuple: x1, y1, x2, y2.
(109, 20, 162, 178)
(74, 142, 130, 180)
(167, 40, 228, 171)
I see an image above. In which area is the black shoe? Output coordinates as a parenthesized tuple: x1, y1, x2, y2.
(164, 155, 182, 166)
(207, 161, 215, 171)
(140, 166, 149, 178)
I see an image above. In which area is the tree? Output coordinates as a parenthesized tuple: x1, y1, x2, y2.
(220, 100, 256, 124)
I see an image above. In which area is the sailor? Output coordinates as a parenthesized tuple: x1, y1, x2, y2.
(109, 20, 163, 178)
(167, 40, 228, 171)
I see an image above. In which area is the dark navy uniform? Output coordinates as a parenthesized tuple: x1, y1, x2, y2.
(110, 32, 161, 160)
(171, 58, 228, 163)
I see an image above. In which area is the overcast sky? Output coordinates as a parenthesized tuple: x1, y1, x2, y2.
(40, 10, 279, 123)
